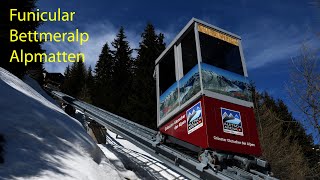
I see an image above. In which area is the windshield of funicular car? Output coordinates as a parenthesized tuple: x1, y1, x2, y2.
(198, 27, 244, 76)
(198, 25, 252, 102)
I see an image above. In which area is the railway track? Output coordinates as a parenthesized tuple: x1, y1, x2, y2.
(50, 90, 277, 180)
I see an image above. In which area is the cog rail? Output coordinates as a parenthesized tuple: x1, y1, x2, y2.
(50, 90, 276, 180)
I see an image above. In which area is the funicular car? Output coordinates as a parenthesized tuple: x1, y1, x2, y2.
(154, 18, 262, 159)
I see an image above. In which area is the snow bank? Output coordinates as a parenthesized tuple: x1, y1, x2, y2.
(23, 76, 58, 106)
(0, 68, 123, 180)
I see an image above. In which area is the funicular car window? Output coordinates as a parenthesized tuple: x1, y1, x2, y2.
(179, 28, 201, 105)
(159, 48, 176, 95)
(199, 32, 244, 75)
(199, 30, 252, 102)
(181, 29, 198, 75)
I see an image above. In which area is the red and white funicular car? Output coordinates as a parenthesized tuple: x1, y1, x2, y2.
(154, 18, 262, 158)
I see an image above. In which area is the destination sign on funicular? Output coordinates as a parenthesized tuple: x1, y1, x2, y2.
(198, 24, 239, 46)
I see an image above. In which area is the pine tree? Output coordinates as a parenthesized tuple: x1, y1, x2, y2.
(61, 59, 86, 98)
(110, 27, 133, 117)
(93, 43, 114, 110)
(61, 65, 72, 95)
(80, 66, 94, 103)
(64, 65, 71, 79)
(127, 23, 165, 129)
(1, 0, 44, 78)
(72, 61, 86, 98)
(61, 65, 71, 94)
(86, 66, 94, 97)
(95, 43, 114, 81)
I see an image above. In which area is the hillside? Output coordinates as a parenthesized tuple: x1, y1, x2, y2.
(0, 68, 124, 180)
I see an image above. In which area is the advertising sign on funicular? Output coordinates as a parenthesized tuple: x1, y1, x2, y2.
(187, 102, 203, 134)
(221, 108, 244, 136)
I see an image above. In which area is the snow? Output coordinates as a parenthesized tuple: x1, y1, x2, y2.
(225, 118, 241, 124)
(73, 109, 186, 179)
(98, 130, 186, 180)
(189, 110, 202, 122)
(0, 67, 186, 180)
(23, 76, 59, 106)
(0, 68, 124, 180)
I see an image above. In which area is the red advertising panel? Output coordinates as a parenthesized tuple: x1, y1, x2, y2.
(204, 96, 262, 156)
(159, 97, 208, 148)
(159, 95, 262, 156)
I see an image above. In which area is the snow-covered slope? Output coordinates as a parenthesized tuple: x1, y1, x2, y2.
(98, 131, 185, 180)
(0, 68, 124, 180)
(23, 76, 59, 106)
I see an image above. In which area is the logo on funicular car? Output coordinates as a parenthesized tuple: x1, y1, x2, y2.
(187, 102, 203, 134)
(221, 108, 243, 136)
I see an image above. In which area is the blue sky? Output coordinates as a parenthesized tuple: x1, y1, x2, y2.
(37, 0, 319, 141)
